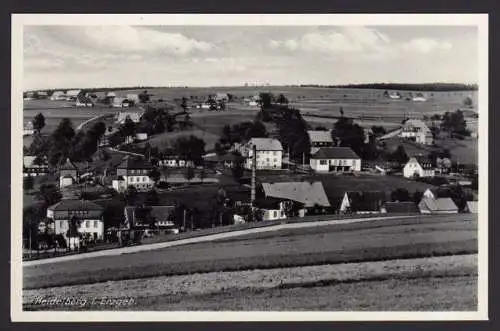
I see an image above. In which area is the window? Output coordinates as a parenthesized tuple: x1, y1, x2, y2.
(59, 220, 64, 229)
(86, 221, 90, 228)
(130, 177, 134, 182)
(94, 221, 98, 228)
(319, 160, 327, 165)
(273, 211, 278, 218)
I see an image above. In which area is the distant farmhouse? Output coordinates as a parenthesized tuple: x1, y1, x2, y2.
(116, 112, 141, 124)
(307, 130, 334, 154)
(399, 119, 434, 145)
(50, 91, 66, 101)
(23, 156, 49, 177)
(23, 121, 34, 136)
(112, 156, 154, 193)
(403, 155, 435, 179)
(238, 138, 283, 170)
(123, 205, 176, 230)
(309, 147, 361, 173)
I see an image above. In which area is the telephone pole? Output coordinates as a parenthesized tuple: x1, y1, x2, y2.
(251, 144, 257, 222)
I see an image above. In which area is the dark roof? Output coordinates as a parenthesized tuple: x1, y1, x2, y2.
(383, 201, 420, 213)
(311, 147, 360, 160)
(124, 205, 175, 225)
(117, 156, 154, 170)
(48, 199, 105, 212)
(253, 197, 298, 209)
(345, 191, 387, 212)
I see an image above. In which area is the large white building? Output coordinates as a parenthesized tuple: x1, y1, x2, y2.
(47, 199, 105, 240)
(309, 147, 361, 173)
(113, 156, 154, 192)
(399, 119, 434, 145)
(239, 138, 283, 170)
(403, 156, 435, 178)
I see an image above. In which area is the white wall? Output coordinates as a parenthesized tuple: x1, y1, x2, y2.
(310, 158, 361, 172)
(246, 150, 282, 170)
(262, 209, 286, 221)
(54, 218, 104, 239)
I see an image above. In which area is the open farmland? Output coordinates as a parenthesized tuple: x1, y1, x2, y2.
(23, 214, 476, 289)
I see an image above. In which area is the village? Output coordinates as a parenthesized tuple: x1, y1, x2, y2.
(22, 87, 479, 257)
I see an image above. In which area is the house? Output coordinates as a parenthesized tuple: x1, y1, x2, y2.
(59, 158, 78, 188)
(105, 91, 116, 104)
(158, 150, 194, 168)
(309, 147, 361, 173)
(126, 94, 140, 105)
(113, 156, 154, 192)
(308, 130, 334, 154)
(465, 201, 478, 214)
(403, 155, 435, 178)
(215, 93, 229, 102)
(239, 138, 283, 170)
(399, 119, 433, 145)
(339, 191, 386, 214)
(112, 97, 130, 108)
(382, 201, 420, 214)
(422, 188, 452, 200)
(419, 197, 459, 214)
(123, 205, 176, 229)
(50, 91, 66, 101)
(46, 199, 105, 241)
(253, 197, 294, 221)
(65, 90, 81, 101)
(203, 153, 239, 168)
(412, 97, 427, 102)
(261, 181, 331, 212)
(23, 121, 34, 136)
(116, 112, 141, 124)
(37, 91, 48, 98)
(23, 156, 49, 177)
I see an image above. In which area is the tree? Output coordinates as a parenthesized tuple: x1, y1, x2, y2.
(413, 191, 423, 204)
(124, 186, 138, 205)
(139, 90, 150, 103)
(48, 118, 75, 166)
(148, 168, 161, 186)
(258, 92, 273, 109)
(332, 117, 365, 156)
(231, 158, 245, 181)
(67, 215, 81, 239)
(391, 145, 409, 164)
(172, 135, 206, 165)
(463, 96, 473, 107)
(97, 149, 110, 161)
(32, 113, 46, 133)
(441, 110, 469, 137)
(276, 93, 289, 105)
(37, 184, 61, 207)
(24, 175, 34, 190)
(184, 166, 195, 183)
(120, 116, 136, 142)
(145, 189, 159, 206)
(181, 97, 188, 112)
(391, 188, 410, 202)
(371, 125, 386, 137)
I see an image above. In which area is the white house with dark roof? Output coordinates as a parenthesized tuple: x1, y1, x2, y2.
(403, 155, 435, 178)
(47, 199, 105, 240)
(309, 147, 361, 172)
(399, 119, 434, 145)
(239, 138, 283, 170)
(307, 130, 334, 154)
(113, 156, 154, 192)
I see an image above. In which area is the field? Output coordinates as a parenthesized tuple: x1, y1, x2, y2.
(23, 215, 476, 289)
(23, 254, 477, 311)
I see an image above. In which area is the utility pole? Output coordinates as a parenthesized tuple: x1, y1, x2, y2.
(183, 208, 186, 232)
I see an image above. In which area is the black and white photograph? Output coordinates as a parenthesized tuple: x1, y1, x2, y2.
(12, 14, 488, 321)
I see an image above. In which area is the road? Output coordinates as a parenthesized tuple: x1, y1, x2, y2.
(23, 214, 477, 289)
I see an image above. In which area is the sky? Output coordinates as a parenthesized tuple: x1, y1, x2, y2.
(23, 25, 478, 90)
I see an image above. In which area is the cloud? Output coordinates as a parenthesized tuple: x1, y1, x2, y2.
(269, 27, 391, 54)
(401, 38, 453, 54)
(80, 26, 214, 55)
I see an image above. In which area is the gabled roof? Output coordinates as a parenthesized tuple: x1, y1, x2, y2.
(117, 156, 154, 170)
(48, 199, 105, 212)
(403, 119, 431, 132)
(261, 181, 330, 208)
(248, 138, 283, 151)
(60, 158, 78, 171)
(420, 197, 458, 212)
(311, 147, 360, 160)
(466, 201, 478, 213)
(307, 130, 333, 143)
(383, 201, 420, 213)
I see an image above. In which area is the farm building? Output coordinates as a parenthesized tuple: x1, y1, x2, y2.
(238, 138, 283, 170)
(403, 156, 435, 178)
(399, 119, 433, 145)
(23, 156, 49, 177)
(339, 191, 386, 214)
(158, 150, 194, 168)
(215, 93, 229, 102)
(123, 205, 176, 230)
(23, 121, 34, 136)
(59, 158, 78, 188)
(309, 147, 361, 173)
(261, 181, 330, 211)
(46, 199, 105, 241)
(66, 90, 81, 100)
(465, 201, 478, 214)
(382, 201, 420, 214)
(126, 94, 140, 105)
(419, 197, 458, 214)
(113, 156, 154, 192)
(308, 130, 334, 154)
(253, 197, 295, 221)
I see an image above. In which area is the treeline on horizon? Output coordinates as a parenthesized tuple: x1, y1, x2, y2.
(27, 82, 478, 94)
(297, 83, 478, 92)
